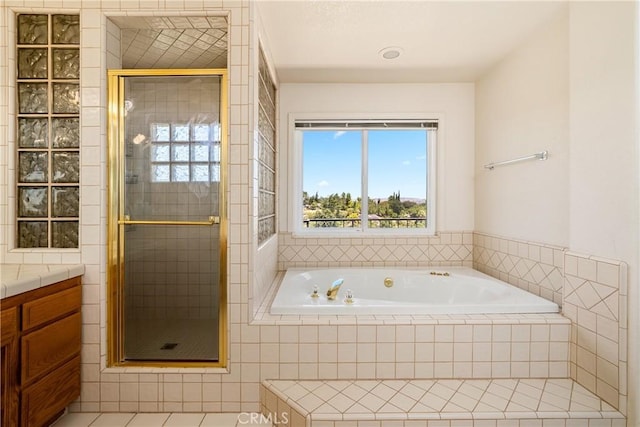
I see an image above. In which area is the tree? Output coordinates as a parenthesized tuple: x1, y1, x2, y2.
(388, 191, 402, 216)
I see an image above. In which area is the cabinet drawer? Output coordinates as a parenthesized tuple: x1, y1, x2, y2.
(1, 307, 18, 345)
(21, 355, 80, 427)
(21, 312, 81, 385)
(22, 286, 81, 331)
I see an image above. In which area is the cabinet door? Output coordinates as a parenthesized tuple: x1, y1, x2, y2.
(21, 356, 80, 427)
(1, 307, 19, 427)
(21, 312, 81, 385)
(22, 286, 81, 331)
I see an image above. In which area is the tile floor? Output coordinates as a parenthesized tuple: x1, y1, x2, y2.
(52, 412, 272, 427)
(51, 379, 625, 426)
(263, 378, 624, 421)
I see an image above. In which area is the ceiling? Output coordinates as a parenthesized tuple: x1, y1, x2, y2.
(108, 15, 228, 69)
(256, 1, 568, 83)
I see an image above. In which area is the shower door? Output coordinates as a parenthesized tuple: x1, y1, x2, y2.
(107, 69, 227, 366)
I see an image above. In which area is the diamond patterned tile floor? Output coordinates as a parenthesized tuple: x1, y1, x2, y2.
(262, 378, 625, 426)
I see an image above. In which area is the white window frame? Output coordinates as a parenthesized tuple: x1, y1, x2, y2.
(290, 113, 437, 236)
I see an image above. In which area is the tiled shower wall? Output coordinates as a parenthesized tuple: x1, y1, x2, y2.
(278, 231, 473, 270)
(123, 79, 221, 319)
(473, 232, 628, 414)
(124, 224, 220, 319)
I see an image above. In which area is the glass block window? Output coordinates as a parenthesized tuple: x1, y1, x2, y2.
(150, 123, 221, 183)
(257, 46, 277, 245)
(16, 14, 80, 248)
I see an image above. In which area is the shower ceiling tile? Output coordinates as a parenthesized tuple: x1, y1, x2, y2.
(200, 31, 224, 44)
(112, 15, 228, 69)
(155, 34, 176, 45)
(167, 16, 195, 28)
(117, 16, 149, 28)
(206, 16, 227, 28)
(187, 17, 210, 27)
(191, 40, 210, 51)
(146, 17, 173, 28)
(172, 40, 191, 50)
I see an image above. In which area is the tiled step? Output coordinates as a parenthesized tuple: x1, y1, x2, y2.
(261, 379, 625, 427)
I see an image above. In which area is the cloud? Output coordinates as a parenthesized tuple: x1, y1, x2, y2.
(402, 160, 411, 166)
(333, 131, 346, 139)
(317, 180, 329, 187)
(416, 154, 427, 160)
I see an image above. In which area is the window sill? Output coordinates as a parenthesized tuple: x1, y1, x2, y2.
(291, 229, 437, 239)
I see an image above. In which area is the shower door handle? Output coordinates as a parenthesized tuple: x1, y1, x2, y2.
(118, 215, 220, 226)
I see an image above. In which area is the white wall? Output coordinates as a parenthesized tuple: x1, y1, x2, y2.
(278, 83, 475, 233)
(475, 10, 569, 247)
(569, 2, 638, 264)
(568, 2, 639, 424)
(476, 3, 639, 423)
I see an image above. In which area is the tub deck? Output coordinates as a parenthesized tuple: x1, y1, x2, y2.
(262, 378, 625, 426)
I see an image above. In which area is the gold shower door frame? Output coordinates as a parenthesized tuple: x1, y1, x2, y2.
(106, 69, 228, 368)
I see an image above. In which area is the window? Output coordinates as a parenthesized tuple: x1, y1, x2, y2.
(15, 14, 81, 248)
(295, 120, 437, 234)
(149, 123, 221, 183)
(257, 45, 277, 245)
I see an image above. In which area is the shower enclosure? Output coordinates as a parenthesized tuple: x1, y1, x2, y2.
(107, 69, 227, 366)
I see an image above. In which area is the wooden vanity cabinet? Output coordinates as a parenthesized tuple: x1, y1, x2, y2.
(0, 276, 82, 427)
(1, 306, 19, 427)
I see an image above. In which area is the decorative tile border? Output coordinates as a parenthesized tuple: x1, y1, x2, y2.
(278, 232, 473, 270)
(563, 252, 627, 415)
(473, 233, 565, 306)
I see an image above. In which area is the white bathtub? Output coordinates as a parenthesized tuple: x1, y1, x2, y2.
(270, 267, 559, 315)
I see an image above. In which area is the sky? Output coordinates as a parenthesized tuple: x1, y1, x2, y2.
(302, 129, 428, 200)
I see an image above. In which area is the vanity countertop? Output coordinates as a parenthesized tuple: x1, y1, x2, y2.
(1, 264, 85, 300)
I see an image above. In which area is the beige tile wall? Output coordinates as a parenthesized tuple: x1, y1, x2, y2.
(279, 232, 474, 270)
(473, 233, 628, 415)
(0, 7, 10, 259)
(563, 252, 627, 415)
(249, 319, 570, 381)
(473, 233, 565, 306)
(252, 236, 278, 316)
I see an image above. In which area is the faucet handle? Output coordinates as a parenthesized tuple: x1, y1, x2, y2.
(345, 289, 354, 304)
